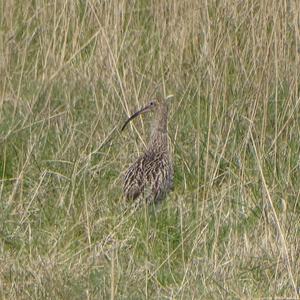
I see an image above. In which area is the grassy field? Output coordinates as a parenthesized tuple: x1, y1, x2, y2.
(1, 0, 300, 299)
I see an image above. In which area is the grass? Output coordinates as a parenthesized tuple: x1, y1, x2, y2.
(0, 0, 300, 299)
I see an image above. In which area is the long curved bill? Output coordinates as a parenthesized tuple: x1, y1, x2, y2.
(121, 105, 151, 131)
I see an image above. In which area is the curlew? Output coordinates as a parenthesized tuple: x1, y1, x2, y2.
(121, 96, 173, 204)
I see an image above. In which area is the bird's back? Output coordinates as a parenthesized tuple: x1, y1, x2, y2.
(124, 148, 173, 203)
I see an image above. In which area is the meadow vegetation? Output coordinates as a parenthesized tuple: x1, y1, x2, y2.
(0, 0, 299, 298)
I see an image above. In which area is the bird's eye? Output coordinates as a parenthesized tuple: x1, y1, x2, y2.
(149, 101, 155, 106)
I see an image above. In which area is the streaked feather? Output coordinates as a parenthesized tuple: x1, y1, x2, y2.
(122, 98, 173, 204)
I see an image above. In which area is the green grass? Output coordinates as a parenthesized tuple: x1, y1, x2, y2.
(1, 0, 300, 299)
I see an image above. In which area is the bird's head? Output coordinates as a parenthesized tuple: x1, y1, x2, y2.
(121, 95, 174, 131)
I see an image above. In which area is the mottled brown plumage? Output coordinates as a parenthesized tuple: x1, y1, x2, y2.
(121, 97, 173, 203)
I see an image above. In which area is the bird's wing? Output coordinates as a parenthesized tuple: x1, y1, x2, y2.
(123, 157, 145, 201)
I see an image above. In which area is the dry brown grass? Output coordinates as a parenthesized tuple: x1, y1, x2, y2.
(0, 0, 299, 299)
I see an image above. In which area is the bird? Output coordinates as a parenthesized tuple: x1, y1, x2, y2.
(121, 96, 173, 204)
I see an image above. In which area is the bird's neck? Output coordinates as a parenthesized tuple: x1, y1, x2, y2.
(148, 103, 168, 152)
(148, 130, 168, 152)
